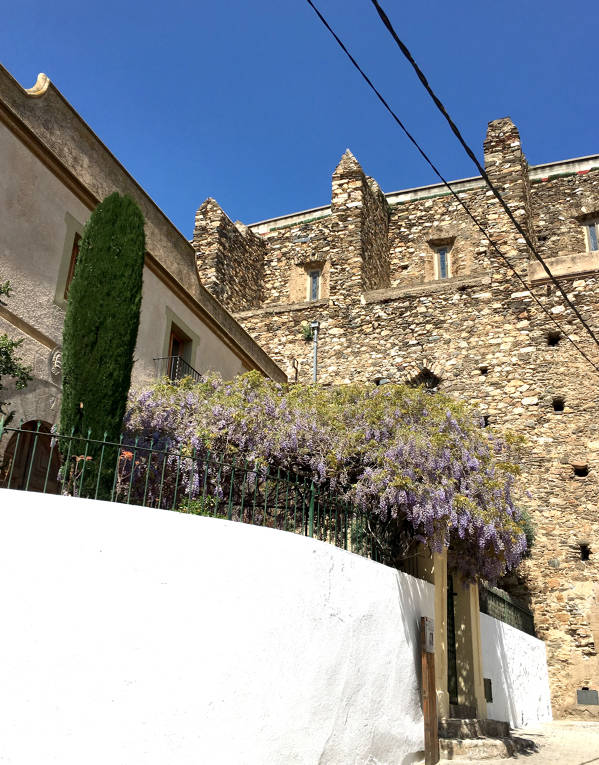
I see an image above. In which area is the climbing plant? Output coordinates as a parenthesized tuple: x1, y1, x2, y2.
(125, 372, 528, 581)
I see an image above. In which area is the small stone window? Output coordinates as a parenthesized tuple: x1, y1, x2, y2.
(552, 396, 565, 413)
(579, 543, 591, 561)
(408, 368, 441, 390)
(585, 220, 599, 252)
(573, 463, 589, 478)
(482, 415, 491, 427)
(479, 365, 489, 376)
(435, 246, 451, 279)
(547, 331, 561, 347)
(308, 270, 321, 301)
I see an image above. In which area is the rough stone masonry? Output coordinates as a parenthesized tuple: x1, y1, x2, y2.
(193, 117, 599, 718)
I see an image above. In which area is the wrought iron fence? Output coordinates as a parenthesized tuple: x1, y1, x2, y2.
(0, 420, 381, 562)
(153, 356, 202, 383)
(479, 583, 535, 636)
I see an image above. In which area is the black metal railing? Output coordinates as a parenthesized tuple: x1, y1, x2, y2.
(153, 355, 202, 383)
(0, 421, 382, 564)
(479, 583, 535, 636)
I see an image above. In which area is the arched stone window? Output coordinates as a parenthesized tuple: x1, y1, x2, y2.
(401, 360, 443, 390)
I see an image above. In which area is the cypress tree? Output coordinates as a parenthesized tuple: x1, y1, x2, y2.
(60, 192, 145, 448)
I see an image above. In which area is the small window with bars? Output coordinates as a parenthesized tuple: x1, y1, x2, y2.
(586, 221, 599, 252)
(308, 270, 321, 301)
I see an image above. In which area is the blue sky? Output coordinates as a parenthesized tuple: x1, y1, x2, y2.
(2, 0, 598, 236)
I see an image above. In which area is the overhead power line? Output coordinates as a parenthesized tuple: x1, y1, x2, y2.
(303, 0, 599, 374)
(368, 0, 599, 348)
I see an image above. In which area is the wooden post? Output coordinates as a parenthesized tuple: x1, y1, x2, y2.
(421, 616, 440, 765)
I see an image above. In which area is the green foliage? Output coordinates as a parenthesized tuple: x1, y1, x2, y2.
(300, 321, 313, 341)
(0, 281, 32, 425)
(179, 496, 227, 518)
(60, 193, 145, 445)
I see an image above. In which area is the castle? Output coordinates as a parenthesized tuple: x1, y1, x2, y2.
(193, 117, 599, 717)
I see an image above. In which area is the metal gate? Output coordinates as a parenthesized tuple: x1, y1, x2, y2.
(447, 574, 458, 705)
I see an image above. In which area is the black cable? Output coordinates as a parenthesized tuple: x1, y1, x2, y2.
(304, 0, 599, 374)
(369, 0, 599, 349)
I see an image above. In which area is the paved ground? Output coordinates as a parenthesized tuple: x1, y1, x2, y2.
(439, 720, 599, 765)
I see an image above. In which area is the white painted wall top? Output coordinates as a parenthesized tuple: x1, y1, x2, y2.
(0, 489, 434, 765)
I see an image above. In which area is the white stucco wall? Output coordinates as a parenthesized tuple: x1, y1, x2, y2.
(0, 488, 433, 765)
(480, 612, 552, 728)
(1, 119, 255, 427)
(134, 268, 247, 384)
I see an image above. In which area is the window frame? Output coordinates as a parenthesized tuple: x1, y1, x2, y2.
(55, 214, 85, 308)
(168, 323, 192, 363)
(585, 220, 599, 252)
(63, 233, 81, 300)
(308, 269, 321, 301)
(434, 246, 451, 279)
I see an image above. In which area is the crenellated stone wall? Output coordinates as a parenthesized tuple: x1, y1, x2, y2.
(192, 118, 599, 717)
(484, 117, 537, 246)
(194, 198, 266, 311)
(361, 175, 390, 291)
(531, 169, 599, 264)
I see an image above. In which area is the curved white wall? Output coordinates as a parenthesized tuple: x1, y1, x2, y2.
(481, 612, 552, 728)
(0, 489, 433, 765)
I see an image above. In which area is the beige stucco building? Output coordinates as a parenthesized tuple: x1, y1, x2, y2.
(0, 65, 285, 432)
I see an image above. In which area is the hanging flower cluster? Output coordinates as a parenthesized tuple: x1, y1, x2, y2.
(124, 372, 528, 581)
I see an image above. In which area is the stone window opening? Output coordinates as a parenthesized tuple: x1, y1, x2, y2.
(552, 396, 565, 413)
(479, 365, 489, 376)
(482, 415, 491, 427)
(584, 219, 599, 252)
(407, 368, 441, 390)
(573, 463, 589, 478)
(308, 269, 321, 302)
(289, 260, 328, 304)
(579, 543, 591, 561)
(435, 246, 451, 280)
(547, 331, 561, 347)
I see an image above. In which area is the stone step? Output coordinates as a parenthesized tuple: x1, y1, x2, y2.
(439, 718, 510, 740)
(440, 735, 536, 760)
(449, 703, 477, 719)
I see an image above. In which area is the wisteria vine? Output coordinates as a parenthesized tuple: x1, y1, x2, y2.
(123, 372, 528, 581)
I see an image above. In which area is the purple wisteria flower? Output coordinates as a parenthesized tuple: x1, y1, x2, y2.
(123, 371, 528, 582)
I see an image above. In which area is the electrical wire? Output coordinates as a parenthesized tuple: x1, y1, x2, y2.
(368, 0, 599, 348)
(304, 0, 599, 374)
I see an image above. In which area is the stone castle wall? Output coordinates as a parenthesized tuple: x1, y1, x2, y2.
(192, 118, 599, 717)
(194, 198, 265, 311)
